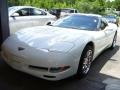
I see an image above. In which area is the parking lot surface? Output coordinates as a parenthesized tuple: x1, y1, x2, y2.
(0, 29, 120, 90)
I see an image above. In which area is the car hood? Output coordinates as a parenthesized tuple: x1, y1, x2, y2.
(14, 26, 89, 49)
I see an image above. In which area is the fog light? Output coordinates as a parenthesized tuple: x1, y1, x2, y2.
(50, 66, 70, 73)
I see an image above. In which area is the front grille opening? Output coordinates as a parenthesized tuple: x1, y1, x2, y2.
(43, 75, 56, 78)
(29, 65, 48, 71)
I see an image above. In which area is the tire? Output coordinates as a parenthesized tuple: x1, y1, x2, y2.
(110, 32, 117, 49)
(77, 45, 94, 78)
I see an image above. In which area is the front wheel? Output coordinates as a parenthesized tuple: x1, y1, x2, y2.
(77, 45, 94, 78)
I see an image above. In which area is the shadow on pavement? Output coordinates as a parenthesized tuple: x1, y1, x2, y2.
(88, 45, 120, 81)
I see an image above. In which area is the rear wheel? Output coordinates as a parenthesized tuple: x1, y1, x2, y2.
(110, 32, 117, 49)
(77, 45, 94, 77)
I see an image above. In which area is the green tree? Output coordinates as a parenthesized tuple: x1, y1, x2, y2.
(8, 0, 108, 14)
(113, 0, 120, 10)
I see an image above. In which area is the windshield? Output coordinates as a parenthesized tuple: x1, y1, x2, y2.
(52, 15, 99, 30)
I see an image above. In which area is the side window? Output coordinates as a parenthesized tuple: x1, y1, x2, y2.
(30, 9, 47, 16)
(70, 10, 74, 13)
(100, 20, 108, 30)
(75, 10, 77, 13)
(15, 8, 30, 16)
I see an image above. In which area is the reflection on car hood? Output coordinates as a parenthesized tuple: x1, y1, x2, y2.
(15, 26, 88, 49)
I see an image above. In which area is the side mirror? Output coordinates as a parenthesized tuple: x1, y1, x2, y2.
(46, 22, 51, 25)
(11, 13, 19, 17)
(46, 21, 55, 26)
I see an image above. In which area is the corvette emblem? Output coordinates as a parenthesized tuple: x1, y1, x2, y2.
(18, 47, 25, 51)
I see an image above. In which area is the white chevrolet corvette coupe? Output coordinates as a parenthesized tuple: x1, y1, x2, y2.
(1, 13, 118, 81)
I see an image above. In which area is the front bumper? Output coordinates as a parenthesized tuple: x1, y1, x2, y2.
(1, 48, 77, 81)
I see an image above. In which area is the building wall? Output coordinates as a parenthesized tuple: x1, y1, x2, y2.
(0, 0, 10, 46)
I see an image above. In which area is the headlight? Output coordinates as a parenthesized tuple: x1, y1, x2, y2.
(49, 42, 74, 53)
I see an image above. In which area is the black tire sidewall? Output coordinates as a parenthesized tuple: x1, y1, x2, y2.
(77, 45, 94, 78)
(110, 32, 117, 49)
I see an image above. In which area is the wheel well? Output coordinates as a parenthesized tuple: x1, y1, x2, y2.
(86, 42, 94, 52)
(80, 41, 95, 61)
(77, 41, 95, 76)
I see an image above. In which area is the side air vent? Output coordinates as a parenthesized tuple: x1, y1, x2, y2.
(29, 65, 48, 72)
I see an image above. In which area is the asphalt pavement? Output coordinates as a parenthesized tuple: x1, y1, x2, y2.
(0, 29, 120, 90)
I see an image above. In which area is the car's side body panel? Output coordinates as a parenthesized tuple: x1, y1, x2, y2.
(9, 16, 33, 33)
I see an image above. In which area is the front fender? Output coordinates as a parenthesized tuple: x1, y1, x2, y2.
(67, 36, 94, 73)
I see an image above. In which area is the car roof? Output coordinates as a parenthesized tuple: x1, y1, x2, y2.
(9, 6, 34, 10)
(8, 6, 34, 16)
(8, 6, 48, 16)
(71, 13, 102, 18)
